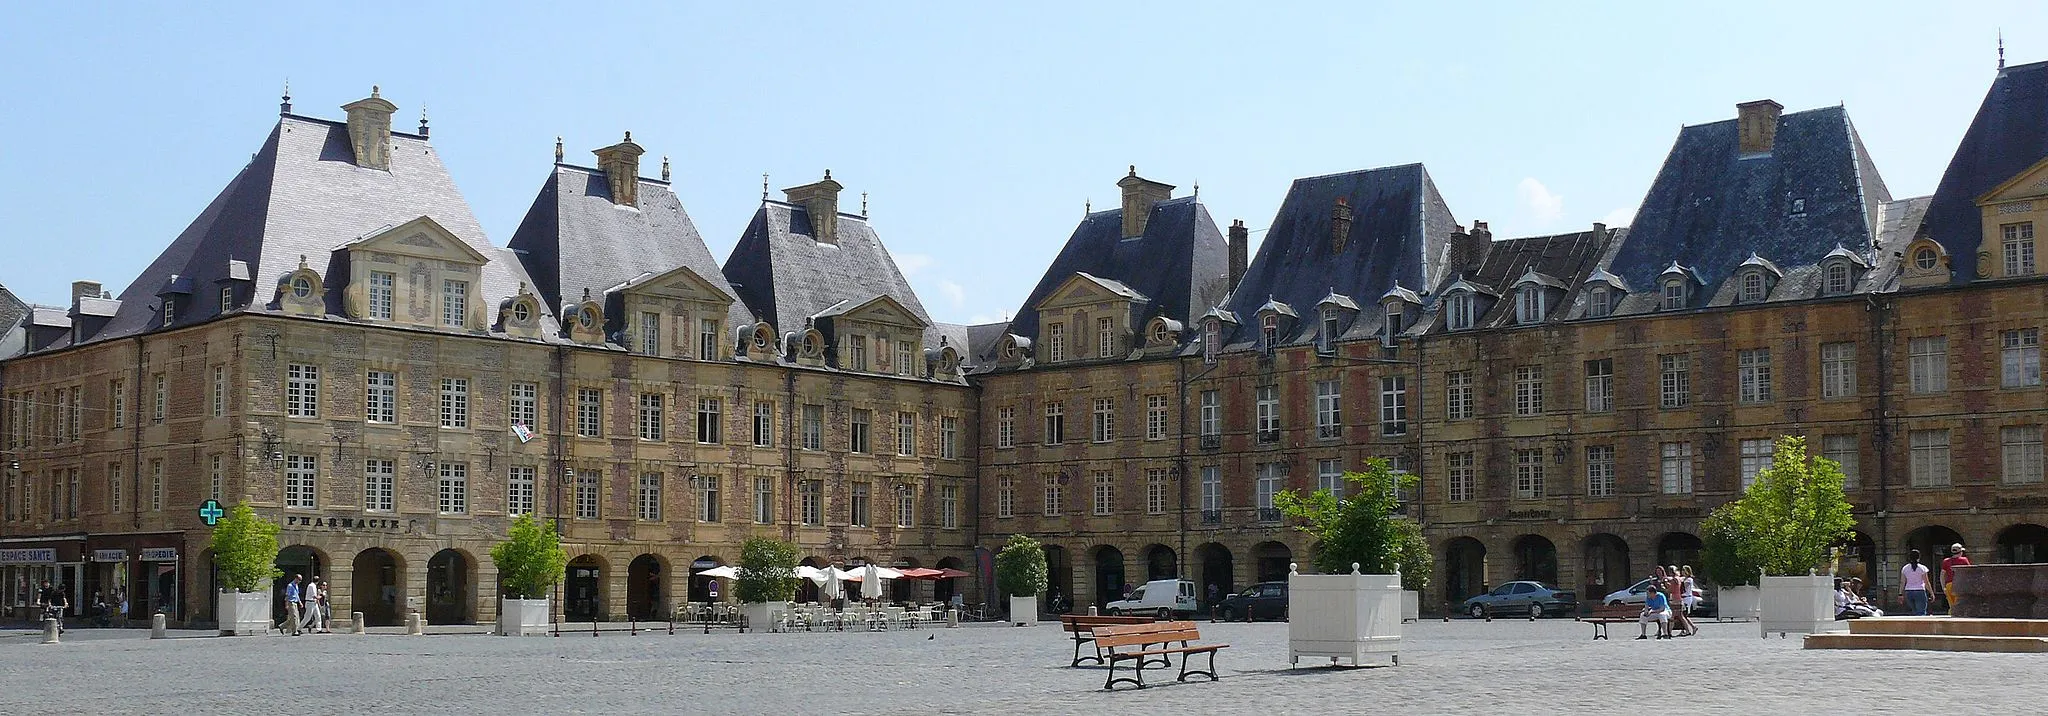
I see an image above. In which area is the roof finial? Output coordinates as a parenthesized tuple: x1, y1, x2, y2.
(1998, 29, 2006, 70)
(762, 173, 770, 201)
(824, 169, 832, 180)
(1085, 198, 1091, 215)
(298, 255, 308, 270)
(418, 104, 430, 137)
(1128, 164, 1137, 177)
(623, 130, 632, 143)
(1192, 180, 1199, 201)
(582, 288, 591, 302)
(861, 192, 868, 217)
(371, 85, 381, 98)
(554, 137, 564, 163)
(280, 79, 292, 115)
(661, 156, 671, 182)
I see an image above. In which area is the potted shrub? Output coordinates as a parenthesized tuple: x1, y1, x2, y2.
(1700, 436, 1854, 637)
(210, 502, 281, 636)
(735, 536, 800, 631)
(490, 514, 567, 636)
(1274, 457, 1424, 665)
(995, 534, 1047, 626)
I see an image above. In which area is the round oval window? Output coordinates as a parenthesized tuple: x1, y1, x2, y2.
(513, 302, 531, 322)
(290, 276, 312, 298)
(1914, 248, 1938, 270)
(578, 310, 595, 328)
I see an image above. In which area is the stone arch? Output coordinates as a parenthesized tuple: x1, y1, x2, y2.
(1142, 544, 1177, 581)
(1834, 530, 1878, 584)
(1580, 533, 1630, 598)
(934, 556, 965, 604)
(1252, 541, 1291, 583)
(1042, 545, 1074, 612)
(565, 553, 608, 622)
(627, 553, 670, 620)
(1194, 543, 1234, 607)
(797, 556, 826, 602)
(1655, 532, 1702, 571)
(893, 557, 923, 603)
(350, 548, 405, 627)
(1443, 536, 1487, 604)
(1511, 534, 1558, 585)
(687, 554, 725, 603)
(1995, 524, 2048, 564)
(1090, 545, 1126, 608)
(425, 548, 476, 625)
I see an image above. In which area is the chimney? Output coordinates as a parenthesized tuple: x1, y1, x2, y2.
(592, 132, 645, 207)
(1453, 220, 1494, 272)
(1116, 165, 1175, 238)
(1736, 99, 1783, 155)
(71, 281, 102, 306)
(1330, 197, 1354, 253)
(784, 171, 844, 244)
(340, 86, 397, 170)
(1227, 219, 1249, 292)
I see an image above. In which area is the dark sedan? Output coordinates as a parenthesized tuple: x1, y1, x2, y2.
(1217, 581, 1288, 622)
(1460, 581, 1579, 618)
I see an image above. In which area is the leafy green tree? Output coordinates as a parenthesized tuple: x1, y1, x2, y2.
(490, 514, 568, 599)
(209, 502, 281, 592)
(995, 534, 1047, 598)
(1698, 435, 1854, 582)
(1274, 457, 1432, 590)
(736, 536, 801, 603)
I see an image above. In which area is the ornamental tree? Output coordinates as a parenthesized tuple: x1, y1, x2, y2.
(1274, 456, 1433, 590)
(736, 536, 801, 604)
(209, 502, 282, 592)
(995, 534, 1048, 598)
(1699, 435, 1855, 583)
(490, 514, 568, 600)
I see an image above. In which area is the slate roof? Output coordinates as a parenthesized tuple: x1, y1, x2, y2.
(1222, 164, 1455, 345)
(1604, 105, 1890, 298)
(507, 164, 750, 329)
(1920, 59, 2048, 282)
(722, 201, 931, 336)
(81, 113, 554, 347)
(1424, 228, 1614, 330)
(0, 283, 27, 359)
(1003, 195, 1227, 338)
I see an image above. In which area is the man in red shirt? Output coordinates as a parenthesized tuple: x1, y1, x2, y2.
(1939, 542, 1971, 611)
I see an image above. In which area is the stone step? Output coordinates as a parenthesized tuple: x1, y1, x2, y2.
(1847, 617, 2048, 638)
(1804, 633, 2048, 653)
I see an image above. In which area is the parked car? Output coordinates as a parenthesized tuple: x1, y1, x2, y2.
(1460, 581, 1578, 618)
(1105, 579, 1200, 619)
(1602, 578, 1717, 617)
(1217, 581, 1288, 622)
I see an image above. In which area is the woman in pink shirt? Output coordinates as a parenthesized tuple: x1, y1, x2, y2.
(1900, 549, 1930, 616)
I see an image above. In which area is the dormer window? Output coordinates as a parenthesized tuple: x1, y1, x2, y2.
(1260, 314, 1279, 351)
(1661, 279, 1688, 310)
(577, 309, 596, 330)
(699, 319, 720, 360)
(1588, 287, 1612, 318)
(1446, 291, 1474, 331)
(218, 286, 234, 315)
(1203, 320, 1220, 364)
(442, 279, 468, 328)
(1383, 305, 1401, 339)
(1151, 321, 1172, 347)
(513, 302, 532, 322)
(1045, 322, 1065, 362)
(1320, 312, 1340, 353)
(162, 301, 175, 327)
(290, 276, 314, 300)
(1914, 247, 1939, 270)
(1096, 317, 1116, 358)
(1515, 288, 1547, 324)
(1824, 263, 1851, 295)
(1740, 271, 1766, 303)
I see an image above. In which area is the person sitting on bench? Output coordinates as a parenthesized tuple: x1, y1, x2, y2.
(1637, 585, 1672, 640)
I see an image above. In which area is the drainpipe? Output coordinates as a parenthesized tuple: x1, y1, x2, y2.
(784, 364, 798, 540)
(550, 345, 567, 534)
(1868, 295, 1893, 593)
(131, 336, 146, 530)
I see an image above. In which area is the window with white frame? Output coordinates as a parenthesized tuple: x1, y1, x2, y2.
(1260, 314, 1279, 350)
(1041, 477, 1063, 516)
(1740, 271, 1766, 303)
(2004, 222, 2036, 276)
(1516, 287, 1546, 324)
(209, 454, 224, 502)
(1661, 278, 1687, 309)
(441, 279, 467, 328)
(1043, 402, 1064, 445)
(439, 377, 469, 429)
(941, 485, 960, 528)
(285, 454, 317, 508)
(1315, 380, 1342, 438)
(576, 388, 602, 437)
(1371, 380, 1407, 443)
(897, 485, 916, 527)
(507, 465, 535, 516)
(1820, 342, 1857, 398)
(1909, 429, 1951, 487)
(1446, 371, 1472, 420)
(895, 340, 914, 376)
(107, 464, 121, 512)
(1584, 359, 1613, 413)
(1092, 398, 1115, 443)
(113, 378, 128, 427)
(699, 474, 722, 522)
(1822, 435, 1859, 490)
(368, 271, 394, 320)
(801, 404, 823, 450)
(153, 373, 165, 422)
(1200, 466, 1221, 514)
(1146, 396, 1168, 441)
(509, 382, 537, 429)
(897, 411, 917, 455)
(2003, 328, 2041, 388)
(1909, 337, 1948, 394)
(150, 459, 163, 511)
(755, 477, 774, 524)
(1586, 445, 1615, 497)
(996, 475, 1014, 518)
(1739, 438, 1773, 491)
(1587, 286, 1613, 318)
(849, 334, 868, 371)
(1824, 262, 1852, 295)
(1320, 312, 1340, 353)
(849, 481, 869, 525)
(1098, 317, 1116, 358)
(1092, 472, 1114, 516)
(574, 469, 599, 519)
(287, 364, 320, 418)
(1256, 463, 1284, 517)
(699, 319, 720, 361)
(1660, 442, 1694, 494)
(1659, 354, 1691, 408)
(2002, 425, 2044, 485)
(1514, 449, 1545, 499)
(1146, 468, 1168, 514)
(1199, 391, 1220, 436)
(801, 479, 823, 525)
(364, 459, 395, 512)
(366, 371, 396, 423)
(640, 312, 661, 355)
(1514, 365, 1544, 416)
(1447, 452, 1474, 502)
(940, 416, 959, 459)
(1202, 321, 1220, 364)
(1255, 385, 1279, 435)
(1446, 291, 1473, 330)
(697, 397, 721, 444)
(438, 462, 467, 514)
(752, 402, 773, 447)
(207, 369, 221, 418)
(1046, 323, 1065, 362)
(1317, 458, 1344, 499)
(1738, 348, 1773, 403)
(996, 407, 1015, 448)
(638, 472, 663, 521)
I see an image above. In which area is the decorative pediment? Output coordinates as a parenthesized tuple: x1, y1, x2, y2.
(611, 264, 736, 306)
(341, 216, 490, 266)
(1038, 272, 1147, 312)
(1977, 155, 2048, 206)
(815, 294, 930, 330)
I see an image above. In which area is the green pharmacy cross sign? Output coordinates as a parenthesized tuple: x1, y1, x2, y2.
(199, 499, 225, 526)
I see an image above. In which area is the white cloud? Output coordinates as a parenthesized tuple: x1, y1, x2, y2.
(1599, 206, 1636, 229)
(1517, 177, 1565, 224)
(936, 279, 966, 311)
(896, 252, 933, 278)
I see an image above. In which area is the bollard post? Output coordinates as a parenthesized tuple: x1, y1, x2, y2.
(42, 618, 61, 644)
(151, 614, 168, 639)
(406, 612, 423, 635)
(351, 612, 366, 635)
(630, 617, 638, 636)
(948, 608, 959, 628)
(1087, 606, 1098, 616)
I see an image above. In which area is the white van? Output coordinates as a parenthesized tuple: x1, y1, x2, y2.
(1104, 579, 1200, 619)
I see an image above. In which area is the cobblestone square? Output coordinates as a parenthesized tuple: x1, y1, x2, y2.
(6, 618, 2043, 714)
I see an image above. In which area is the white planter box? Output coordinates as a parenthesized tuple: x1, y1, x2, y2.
(1009, 594, 1038, 626)
(1717, 586, 1761, 622)
(498, 598, 550, 636)
(740, 602, 787, 632)
(1759, 574, 1840, 637)
(1401, 590, 1420, 623)
(217, 590, 272, 636)
(1288, 564, 1402, 667)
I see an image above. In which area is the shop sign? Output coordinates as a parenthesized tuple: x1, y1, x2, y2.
(284, 514, 404, 531)
(91, 550, 129, 563)
(0, 548, 57, 565)
(141, 548, 179, 562)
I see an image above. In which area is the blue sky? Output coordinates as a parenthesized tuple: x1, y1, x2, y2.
(1, 2, 2038, 325)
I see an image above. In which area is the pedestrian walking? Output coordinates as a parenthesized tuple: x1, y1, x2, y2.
(1939, 543, 1971, 611)
(1900, 549, 1931, 616)
(300, 577, 323, 633)
(283, 574, 304, 636)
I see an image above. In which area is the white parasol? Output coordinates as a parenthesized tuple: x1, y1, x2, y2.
(694, 565, 740, 579)
(794, 565, 826, 584)
(861, 562, 884, 600)
(822, 567, 845, 602)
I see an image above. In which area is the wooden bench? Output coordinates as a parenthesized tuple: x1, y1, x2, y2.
(1060, 614, 1155, 666)
(1092, 621, 1229, 690)
(1578, 603, 1642, 640)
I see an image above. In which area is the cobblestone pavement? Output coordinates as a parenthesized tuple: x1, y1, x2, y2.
(5, 617, 2043, 715)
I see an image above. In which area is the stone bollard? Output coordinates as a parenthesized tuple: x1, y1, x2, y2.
(151, 614, 167, 639)
(406, 612, 423, 635)
(1088, 606, 1098, 616)
(948, 608, 959, 628)
(351, 612, 366, 634)
(42, 618, 61, 644)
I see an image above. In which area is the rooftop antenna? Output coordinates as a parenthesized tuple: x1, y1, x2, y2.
(554, 137, 564, 163)
(280, 79, 292, 115)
